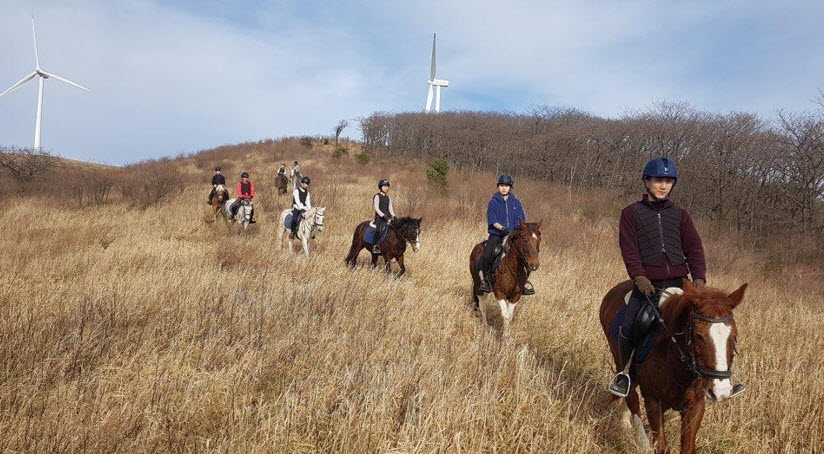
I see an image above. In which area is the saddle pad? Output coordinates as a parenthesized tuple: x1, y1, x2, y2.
(284, 214, 295, 229)
(363, 225, 389, 245)
(611, 287, 683, 364)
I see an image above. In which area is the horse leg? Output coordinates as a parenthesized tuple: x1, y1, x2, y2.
(396, 255, 406, 278)
(497, 299, 512, 333)
(644, 398, 668, 454)
(302, 235, 310, 257)
(370, 252, 379, 268)
(384, 255, 392, 274)
(679, 398, 705, 454)
(625, 389, 650, 451)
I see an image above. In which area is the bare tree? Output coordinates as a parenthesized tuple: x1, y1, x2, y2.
(0, 147, 58, 192)
(334, 119, 349, 147)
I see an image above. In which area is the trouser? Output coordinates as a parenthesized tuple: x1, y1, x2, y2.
(208, 187, 216, 202)
(618, 277, 684, 368)
(374, 216, 388, 244)
(480, 234, 504, 278)
(291, 208, 304, 233)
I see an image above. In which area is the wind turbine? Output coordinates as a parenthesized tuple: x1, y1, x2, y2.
(0, 16, 93, 150)
(425, 33, 449, 113)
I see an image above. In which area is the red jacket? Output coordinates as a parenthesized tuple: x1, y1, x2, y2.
(619, 195, 706, 282)
(237, 181, 255, 199)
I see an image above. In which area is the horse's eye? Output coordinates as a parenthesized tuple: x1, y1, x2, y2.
(695, 335, 704, 345)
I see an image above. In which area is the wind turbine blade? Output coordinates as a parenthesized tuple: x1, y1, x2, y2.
(32, 15, 40, 68)
(430, 33, 437, 80)
(425, 85, 434, 113)
(0, 72, 38, 98)
(42, 72, 93, 92)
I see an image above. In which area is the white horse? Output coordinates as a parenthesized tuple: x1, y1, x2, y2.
(278, 207, 325, 256)
(222, 198, 253, 234)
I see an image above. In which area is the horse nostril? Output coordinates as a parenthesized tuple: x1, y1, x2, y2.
(530, 264, 539, 271)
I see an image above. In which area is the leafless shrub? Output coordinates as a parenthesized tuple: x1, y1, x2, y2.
(0, 147, 58, 192)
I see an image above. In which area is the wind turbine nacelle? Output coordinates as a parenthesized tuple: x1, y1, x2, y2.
(431, 79, 449, 87)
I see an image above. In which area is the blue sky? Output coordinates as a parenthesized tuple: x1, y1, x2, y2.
(0, 0, 823, 164)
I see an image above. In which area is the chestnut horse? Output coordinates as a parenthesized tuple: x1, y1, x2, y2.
(345, 217, 422, 277)
(275, 174, 288, 195)
(600, 280, 747, 454)
(469, 221, 542, 333)
(208, 184, 229, 222)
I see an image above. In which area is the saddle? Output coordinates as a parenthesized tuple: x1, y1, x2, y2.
(283, 213, 302, 228)
(610, 287, 683, 364)
(363, 222, 389, 245)
(474, 241, 506, 278)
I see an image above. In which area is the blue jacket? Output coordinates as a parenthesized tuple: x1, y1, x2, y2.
(487, 192, 526, 236)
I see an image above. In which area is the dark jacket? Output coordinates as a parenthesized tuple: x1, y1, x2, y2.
(212, 174, 226, 185)
(487, 192, 526, 236)
(619, 194, 706, 282)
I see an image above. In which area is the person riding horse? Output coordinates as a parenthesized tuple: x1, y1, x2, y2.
(608, 157, 746, 399)
(372, 179, 396, 254)
(289, 176, 312, 239)
(232, 171, 256, 224)
(207, 166, 226, 204)
(278, 164, 286, 176)
(290, 161, 301, 183)
(479, 174, 535, 295)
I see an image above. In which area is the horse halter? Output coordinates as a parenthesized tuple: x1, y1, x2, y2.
(683, 311, 735, 379)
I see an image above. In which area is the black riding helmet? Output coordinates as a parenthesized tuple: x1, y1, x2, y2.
(378, 179, 390, 190)
(497, 173, 514, 187)
(215, 166, 221, 171)
(241, 171, 249, 178)
(300, 176, 311, 184)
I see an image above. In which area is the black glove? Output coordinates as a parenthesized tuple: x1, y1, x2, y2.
(501, 227, 511, 236)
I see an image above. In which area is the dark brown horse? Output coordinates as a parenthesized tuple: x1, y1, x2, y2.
(345, 217, 422, 277)
(275, 173, 288, 195)
(600, 279, 747, 454)
(469, 220, 542, 333)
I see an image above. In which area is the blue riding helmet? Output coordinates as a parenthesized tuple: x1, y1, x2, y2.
(642, 157, 678, 181)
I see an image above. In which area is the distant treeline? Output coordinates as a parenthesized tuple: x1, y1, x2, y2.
(360, 101, 824, 236)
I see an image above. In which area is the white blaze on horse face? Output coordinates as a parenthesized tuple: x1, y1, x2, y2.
(709, 322, 733, 400)
(414, 229, 420, 252)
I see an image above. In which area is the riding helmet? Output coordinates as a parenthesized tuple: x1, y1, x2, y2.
(241, 171, 249, 178)
(642, 157, 678, 181)
(294, 160, 299, 165)
(301, 176, 311, 184)
(378, 179, 391, 190)
(497, 173, 515, 187)
(214, 166, 221, 171)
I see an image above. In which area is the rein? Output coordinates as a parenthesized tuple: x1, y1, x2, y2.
(644, 293, 736, 380)
(388, 221, 417, 248)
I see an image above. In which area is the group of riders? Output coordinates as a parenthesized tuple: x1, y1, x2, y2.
(206, 156, 745, 398)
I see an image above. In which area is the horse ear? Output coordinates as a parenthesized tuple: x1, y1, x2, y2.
(727, 283, 748, 309)
(518, 220, 527, 230)
(417, 217, 423, 224)
(536, 219, 543, 230)
(683, 279, 697, 294)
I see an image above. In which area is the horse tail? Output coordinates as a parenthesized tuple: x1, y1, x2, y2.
(345, 224, 365, 267)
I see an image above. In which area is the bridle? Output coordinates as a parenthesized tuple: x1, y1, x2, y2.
(388, 221, 419, 250)
(312, 210, 324, 230)
(503, 229, 538, 275)
(644, 293, 737, 380)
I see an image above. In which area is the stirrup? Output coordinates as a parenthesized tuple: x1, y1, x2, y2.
(608, 373, 631, 397)
(522, 281, 535, 295)
(479, 280, 492, 294)
(729, 383, 747, 399)
(372, 246, 381, 254)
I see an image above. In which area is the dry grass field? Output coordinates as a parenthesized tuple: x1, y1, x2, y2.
(1, 139, 822, 452)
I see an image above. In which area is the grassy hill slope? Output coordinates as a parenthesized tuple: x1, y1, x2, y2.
(0, 139, 821, 452)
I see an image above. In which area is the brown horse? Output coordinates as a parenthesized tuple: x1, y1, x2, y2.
(275, 173, 288, 195)
(208, 184, 229, 222)
(469, 221, 542, 332)
(345, 217, 422, 277)
(600, 279, 747, 454)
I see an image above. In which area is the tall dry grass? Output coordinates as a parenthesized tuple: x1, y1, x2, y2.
(0, 139, 822, 452)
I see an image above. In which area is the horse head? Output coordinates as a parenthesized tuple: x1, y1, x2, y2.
(506, 220, 542, 272)
(395, 217, 422, 252)
(313, 207, 326, 232)
(676, 281, 747, 401)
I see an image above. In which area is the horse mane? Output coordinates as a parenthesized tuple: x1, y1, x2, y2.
(392, 216, 418, 230)
(662, 286, 736, 332)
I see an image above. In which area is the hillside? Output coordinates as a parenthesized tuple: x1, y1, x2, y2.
(1, 139, 821, 452)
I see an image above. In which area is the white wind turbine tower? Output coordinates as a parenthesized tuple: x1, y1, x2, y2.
(0, 16, 93, 150)
(424, 33, 449, 113)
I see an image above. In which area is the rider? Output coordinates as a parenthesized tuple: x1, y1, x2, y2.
(290, 161, 301, 182)
(608, 157, 737, 398)
(372, 179, 396, 254)
(277, 164, 286, 176)
(478, 174, 534, 295)
(234, 171, 257, 224)
(207, 166, 226, 204)
(289, 176, 312, 239)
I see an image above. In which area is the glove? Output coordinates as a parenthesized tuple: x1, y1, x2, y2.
(634, 276, 655, 296)
(501, 227, 511, 236)
(693, 279, 706, 289)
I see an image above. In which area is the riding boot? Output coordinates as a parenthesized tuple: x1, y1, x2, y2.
(608, 331, 634, 397)
(479, 261, 493, 294)
(249, 207, 256, 224)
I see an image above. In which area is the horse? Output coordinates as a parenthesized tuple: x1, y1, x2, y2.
(208, 184, 229, 222)
(469, 220, 542, 333)
(599, 279, 747, 454)
(275, 174, 288, 195)
(345, 217, 422, 277)
(290, 169, 302, 187)
(221, 198, 253, 234)
(277, 207, 326, 256)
